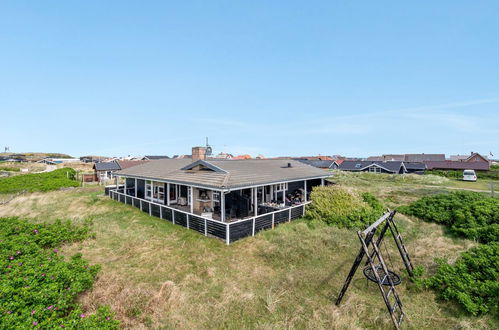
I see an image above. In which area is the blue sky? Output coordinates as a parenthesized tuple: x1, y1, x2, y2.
(1, 1, 498, 158)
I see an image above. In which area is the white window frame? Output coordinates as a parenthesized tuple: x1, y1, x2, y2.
(152, 182, 165, 204)
(145, 180, 152, 200)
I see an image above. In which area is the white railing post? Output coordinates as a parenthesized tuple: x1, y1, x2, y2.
(303, 204, 306, 216)
(149, 202, 152, 216)
(289, 208, 292, 222)
(172, 211, 175, 224)
(272, 213, 275, 229)
(160, 206, 163, 219)
(140, 200, 143, 211)
(252, 217, 255, 236)
(187, 214, 190, 229)
(226, 223, 230, 245)
(204, 219, 208, 236)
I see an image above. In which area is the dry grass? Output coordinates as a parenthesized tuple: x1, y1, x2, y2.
(0, 186, 497, 329)
(0, 161, 46, 173)
(58, 162, 95, 172)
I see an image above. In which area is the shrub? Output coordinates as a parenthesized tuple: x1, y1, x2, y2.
(426, 167, 499, 181)
(420, 243, 499, 316)
(0, 217, 119, 328)
(0, 168, 79, 194)
(398, 191, 498, 243)
(0, 167, 20, 172)
(306, 186, 385, 228)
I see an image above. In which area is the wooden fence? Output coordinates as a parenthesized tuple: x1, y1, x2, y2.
(109, 189, 309, 244)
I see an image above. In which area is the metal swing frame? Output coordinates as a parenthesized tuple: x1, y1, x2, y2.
(335, 210, 414, 329)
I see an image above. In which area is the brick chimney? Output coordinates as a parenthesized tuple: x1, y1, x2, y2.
(192, 146, 206, 161)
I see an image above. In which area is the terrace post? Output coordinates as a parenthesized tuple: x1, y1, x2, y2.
(124, 179, 127, 197)
(321, 178, 325, 186)
(189, 186, 194, 214)
(167, 183, 170, 206)
(221, 192, 226, 222)
(304, 180, 307, 202)
(254, 187, 258, 217)
(134, 178, 137, 197)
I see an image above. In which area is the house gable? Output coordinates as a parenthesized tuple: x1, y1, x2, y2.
(180, 160, 228, 173)
(465, 153, 488, 163)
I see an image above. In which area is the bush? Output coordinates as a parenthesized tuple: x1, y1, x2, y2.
(0, 217, 119, 328)
(426, 166, 499, 181)
(306, 186, 385, 228)
(0, 167, 20, 172)
(419, 243, 499, 316)
(0, 168, 79, 194)
(398, 191, 498, 243)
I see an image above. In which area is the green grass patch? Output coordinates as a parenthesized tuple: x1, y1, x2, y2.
(0, 217, 118, 328)
(0, 168, 79, 194)
(306, 186, 385, 228)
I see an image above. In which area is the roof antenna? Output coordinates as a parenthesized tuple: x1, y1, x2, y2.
(205, 137, 213, 156)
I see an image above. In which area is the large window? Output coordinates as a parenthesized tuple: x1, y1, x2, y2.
(153, 184, 164, 203)
(368, 166, 381, 174)
(145, 181, 152, 199)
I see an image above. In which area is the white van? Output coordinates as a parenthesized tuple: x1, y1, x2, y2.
(463, 170, 477, 182)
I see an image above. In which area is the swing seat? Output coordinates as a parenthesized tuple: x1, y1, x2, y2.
(363, 265, 401, 286)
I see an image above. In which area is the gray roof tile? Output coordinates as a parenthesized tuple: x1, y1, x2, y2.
(115, 159, 328, 189)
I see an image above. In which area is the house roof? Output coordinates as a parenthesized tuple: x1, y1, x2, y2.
(404, 162, 426, 170)
(425, 161, 490, 171)
(115, 159, 329, 190)
(143, 155, 170, 160)
(117, 160, 149, 169)
(296, 159, 337, 169)
(93, 160, 148, 171)
(94, 161, 121, 171)
(405, 154, 446, 162)
(382, 154, 406, 161)
(339, 161, 405, 173)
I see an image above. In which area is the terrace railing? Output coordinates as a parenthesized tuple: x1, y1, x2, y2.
(109, 189, 310, 244)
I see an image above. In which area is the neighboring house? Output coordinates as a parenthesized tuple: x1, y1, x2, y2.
(142, 155, 170, 160)
(37, 158, 81, 164)
(232, 154, 252, 160)
(426, 153, 490, 171)
(339, 161, 407, 174)
(80, 156, 107, 163)
(368, 154, 446, 162)
(404, 154, 446, 162)
(296, 159, 340, 170)
(212, 152, 234, 159)
(425, 161, 490, 171)
(404, 162, 426, 174)
(94, 160, 148, 182)
(36, 158, 57, 165)
(109, 149, 328, 243)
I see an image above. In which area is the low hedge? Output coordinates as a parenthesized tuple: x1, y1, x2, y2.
(416, 242, 499, 316)
(426, 164, 499, 181)
(0, 167, 20, 172)
(0, 217, 119, 328)
(0, 168, 79, 194)
(398, 191, 498, 243)
(306, 186, 385, 228)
